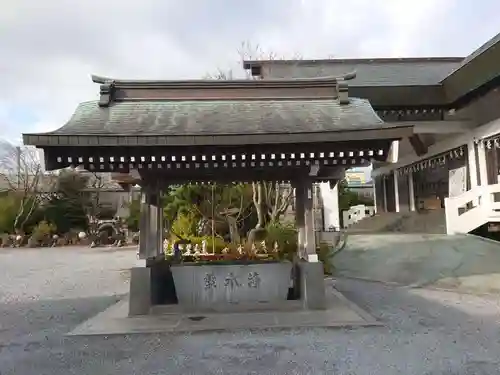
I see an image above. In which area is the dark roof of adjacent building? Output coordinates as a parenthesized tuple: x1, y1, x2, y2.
(455, 32, 500, 69)
(243, 57, 462, 87)
(244, 32, 500, 109)
(441, 33, 500, 104)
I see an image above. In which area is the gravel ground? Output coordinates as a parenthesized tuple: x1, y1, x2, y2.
(1, 247, 500, 374)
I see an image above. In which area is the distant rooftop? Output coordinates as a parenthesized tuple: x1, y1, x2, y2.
(243, 32, 500, 90)
(243, 57, 463, 86)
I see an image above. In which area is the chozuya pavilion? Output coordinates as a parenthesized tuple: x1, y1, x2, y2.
(23, 72, 408, 315)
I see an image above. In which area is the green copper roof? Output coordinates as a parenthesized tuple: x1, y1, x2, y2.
(43, 98, 389, 136)
(24, 98, 413, 147)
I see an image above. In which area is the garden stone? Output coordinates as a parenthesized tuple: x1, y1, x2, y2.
(27, 236, 38, 248)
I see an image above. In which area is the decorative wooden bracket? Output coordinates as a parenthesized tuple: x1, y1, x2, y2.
(98, 79, 115, 107)
(335, 71, 356, 105)
(309, 164, 320, 177)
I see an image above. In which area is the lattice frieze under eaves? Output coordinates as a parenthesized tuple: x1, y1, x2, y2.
(52, 149, 385, 173)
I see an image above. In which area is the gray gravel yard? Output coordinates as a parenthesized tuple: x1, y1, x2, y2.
(1, 246, 500, 374)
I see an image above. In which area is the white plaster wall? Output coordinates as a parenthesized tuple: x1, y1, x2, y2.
(319, 182, 340, 230)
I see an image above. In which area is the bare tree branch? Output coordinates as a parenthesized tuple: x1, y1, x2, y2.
(204, 40, 302, 229)
(0, 140, 49, 232)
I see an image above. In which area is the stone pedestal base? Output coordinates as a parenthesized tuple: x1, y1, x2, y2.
(128, 267, 152, 316)
(299, 261, 326, 310)
(128, 261, 326, 316)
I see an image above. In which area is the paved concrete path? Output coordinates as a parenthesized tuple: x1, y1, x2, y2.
(334, 234, 500, 293)
(2, 245, 500, 374)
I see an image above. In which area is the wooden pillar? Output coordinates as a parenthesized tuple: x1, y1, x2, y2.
(303, 179, 318, 262)
(485, 145, 499, 185)
(149, 192, 163, 258)
(467, 140, 480, 207)
(130, 186, 163, 316)
(394, 171, 400, 213)
(138, 189, 163, 260)
(477, 143, 488, 186)
(408, 170, 416, 212)
(296, 181, 326, 309)
(294, 181, 306, 259)
(138, 191, 150, 260)
(468, 140, 479, 189)
(382, 176, 388, 212)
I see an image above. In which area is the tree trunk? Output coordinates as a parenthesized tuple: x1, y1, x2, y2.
(267, 183, 293, 225)
(226, 216, 240, 243)
(252, 182, 265, 228)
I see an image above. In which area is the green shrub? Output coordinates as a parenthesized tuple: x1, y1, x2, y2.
(265, 222, 334, 274)
(31, 220, 57, 245)
(0, 193, 24, 233)
(171, 212, 199, 238)
(39, 196, 87, 234)
(126, 198, 140, 232)
(317, 242, 334, 275)
(266, 222, 298, 261)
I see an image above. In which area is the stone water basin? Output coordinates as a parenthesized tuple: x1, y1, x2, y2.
(171, 261, 292, 311)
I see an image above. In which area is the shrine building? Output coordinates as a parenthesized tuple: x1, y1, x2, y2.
(243, 32, 500, 235)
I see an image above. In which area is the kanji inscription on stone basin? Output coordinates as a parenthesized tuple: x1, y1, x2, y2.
(247, 271, 261, 288)
(203, 272, 217, 290)
(172, 263, 292, 309)
(203, 271, 264, 290)
(224, 272, 241, 289)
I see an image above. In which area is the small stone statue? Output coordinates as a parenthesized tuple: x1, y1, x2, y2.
(201, 240, 208, 254)
(194, 245, 201, 256)
(185, 244, 192, 255)
(51, 234, 59, 247)
(237, 244, 244, 255)
(273, 241, 279, 252)
(251, 243, 257, 255)
(222, 247, 229, 254)
(260, 240, 267, 253)
(15, 235, 23, 248)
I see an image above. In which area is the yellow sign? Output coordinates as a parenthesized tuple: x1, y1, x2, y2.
(345, 171, 366, 185)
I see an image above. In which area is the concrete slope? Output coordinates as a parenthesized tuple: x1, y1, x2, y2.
(333, 234, 500, 294)
(395, 209, 446, 234)
(346, 210, 446, 234)
(345, 212, 408, 233)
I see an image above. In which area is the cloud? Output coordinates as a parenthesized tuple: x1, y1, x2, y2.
(1, 0, 500, 144)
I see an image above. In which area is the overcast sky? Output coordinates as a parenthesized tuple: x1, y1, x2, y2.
(1, 0, 499, 145)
